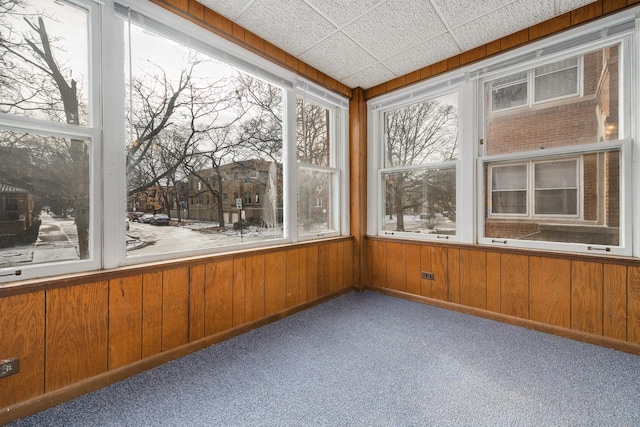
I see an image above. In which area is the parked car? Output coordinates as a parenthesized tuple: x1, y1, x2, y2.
(140, 214, 154, 223)
(150, 213, 170, 226)
(128, 211, 144, 222)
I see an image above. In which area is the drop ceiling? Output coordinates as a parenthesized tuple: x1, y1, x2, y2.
(196, 0, 597, 90)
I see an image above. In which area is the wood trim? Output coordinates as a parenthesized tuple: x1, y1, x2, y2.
(350, 88, 367, 290)
(0, 287, 353, 426)
(0, 237, 354, 298)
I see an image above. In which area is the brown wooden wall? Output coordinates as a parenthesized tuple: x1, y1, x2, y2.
(365, 237, 640, 354)
(0, 239, 353, 423)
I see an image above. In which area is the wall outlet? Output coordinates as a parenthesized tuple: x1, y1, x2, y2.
(421, 271, 434, 280)
(0, 358, 19, 379)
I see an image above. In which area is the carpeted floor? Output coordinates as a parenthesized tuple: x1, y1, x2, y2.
(8, 290, 640, 426)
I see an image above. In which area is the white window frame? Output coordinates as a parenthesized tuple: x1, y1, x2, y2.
(369, 85, 469, 243)
(0, 0, 103, 283)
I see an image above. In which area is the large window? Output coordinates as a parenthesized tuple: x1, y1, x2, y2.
(368, 16, 633, 256)
(481, 42, 627, 253)
(374, 92, 459, 239)
(0, 0, 100, 277)
(0, 0, 348, 283)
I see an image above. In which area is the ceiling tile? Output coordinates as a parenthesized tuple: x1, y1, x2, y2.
(341, 63, 396, 89)
(343, 0, 447, 61)
(431, 0, 513, 29)
(557, 0, 597, 14)
(300, 31, 378, 80)
(303, 0, 383, 28)
(236, 0, 337, 56)
(382, 33, 460, 77)
(196, 0, 254, 20)
(453, 0, 555, 52)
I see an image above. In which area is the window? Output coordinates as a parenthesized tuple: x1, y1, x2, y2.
(0, 0, 99, 277)
(296, 94, 343, 238)
(375, 92, 459, 239)
(490, 57, 580, 112)
(0, 1, 348, 283)
(481, 42, 628, 253)
(315, 197, 323, 208)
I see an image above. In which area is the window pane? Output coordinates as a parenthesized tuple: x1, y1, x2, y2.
(0, 0, 90, 125)
(298, 168, 336, 235)
(125, 23, 284, 257)
(534, 67, 578, 102)
(534, 189, 577, 215)
(383, 167, 456, 235)
(485, 45, 619, 156)
(297, 98, 330, 166)
(0, 130, 91, 268)
(492, 164, 527, 190)
(384, 93, 458, 167)
(534, 160, 577, 189)
(485, 150, 619, 246)
(491, 71, 528, 111)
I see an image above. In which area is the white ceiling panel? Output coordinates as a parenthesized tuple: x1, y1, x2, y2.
(304, 0, 384, 28)
(343, 0, 447, 61)
(195, 0, 600, 89)
(300, 31, 379, 81)
(236, 0, 337, 56)
(382, 33, 460, 77)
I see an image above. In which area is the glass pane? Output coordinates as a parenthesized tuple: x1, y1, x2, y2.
(297, 98, 330, 166)
(492, 164, 527, 190)
(492, 191, 527, 214)
(0, 130, 90, 268)
(125, 23, 284, 257)
(492, 81, 528, 111)
(534, 67, 578, 102)
(485, 45, 619, 156)
(383, 167, 456, 235)
(534, 160, 577, 189)
(0, 0, 90, 125)
(384, 93, 458, 168)
(535, 189, 577, 215)
(298, 168, 335, 235)
(485, 150, 619, 246)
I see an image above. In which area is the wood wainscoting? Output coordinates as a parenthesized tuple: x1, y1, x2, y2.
(365, 237, 640, 355)
(0, 238, 353, 424)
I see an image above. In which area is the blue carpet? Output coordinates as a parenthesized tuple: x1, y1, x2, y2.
(8, 291, 640, 426)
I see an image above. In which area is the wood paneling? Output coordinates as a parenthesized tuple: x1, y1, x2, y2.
(447, 248, 460, 303)
(317, 243, 330, 296)
(233, 258, 246, 327)
(306, 245, 319, 301)
(603, 264, 627, 341)
(142, 271, 163, 358)
(0, 292, 45, 408)
(162, 267, 190, 351)
(108, 276, 143, 369)
(286, 249, 301, 308)
(265, 252, 287, 320)
(205, 259, 233, 335)
(420, 245, 432, 298)
(342, 240, 354, 289)
(627, 266, 640, 344)
(571, 261, 603, 335)
(298, 247, 309, 303)
(406, 244, 421, 295)
(486, 252, 501, 313)
(45, 282, 108, 392)
(431, 246, 448, 301)
(529, 257, 570, 328)
(371, 240, 387, 288)
(189, 264, 206, 342)
(387, 242, 407, 292)
(329, 242, 339, 293)
(245, 255, 265, 322)
(500, 254, 529, 319)
(459, 250, 487, 309)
